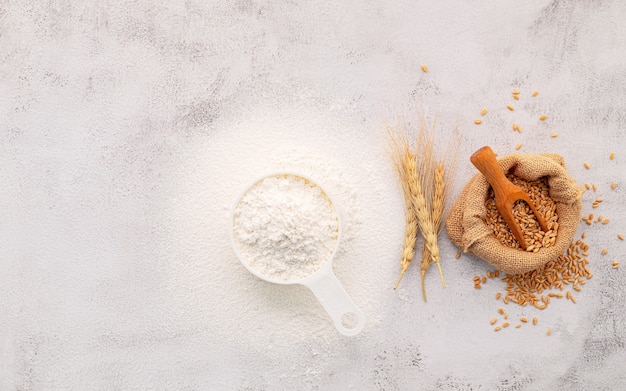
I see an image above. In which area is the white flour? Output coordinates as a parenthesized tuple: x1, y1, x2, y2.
(232, 174, 339, 282)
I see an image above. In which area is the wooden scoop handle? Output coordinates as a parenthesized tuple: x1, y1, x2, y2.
(470, 146, 519, 201)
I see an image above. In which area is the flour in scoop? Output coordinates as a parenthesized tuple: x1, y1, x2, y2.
(232, 174, 339, 282)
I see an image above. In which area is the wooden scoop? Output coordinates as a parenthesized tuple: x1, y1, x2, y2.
(470, 146, 549, 250)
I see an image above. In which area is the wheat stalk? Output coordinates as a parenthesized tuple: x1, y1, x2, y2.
(388, 127, 419, 289)
(420, 160, 447, 300)
(419, 244, 430, 301)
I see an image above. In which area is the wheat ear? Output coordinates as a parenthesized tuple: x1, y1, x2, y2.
(388, 128, 419, 289)
(418, 161, 446, 301)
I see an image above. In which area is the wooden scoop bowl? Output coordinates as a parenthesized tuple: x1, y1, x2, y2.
(470, 146, 549, 250)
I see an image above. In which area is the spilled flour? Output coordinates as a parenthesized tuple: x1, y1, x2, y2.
(232, 174, 340, 282)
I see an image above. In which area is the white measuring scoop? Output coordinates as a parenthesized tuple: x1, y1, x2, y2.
(230, 173, 365, 336)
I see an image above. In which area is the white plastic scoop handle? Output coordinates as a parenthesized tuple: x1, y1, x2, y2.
(298, 259, 365, 336)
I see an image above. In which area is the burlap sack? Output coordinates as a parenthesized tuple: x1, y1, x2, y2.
(445, 153, 584, 275)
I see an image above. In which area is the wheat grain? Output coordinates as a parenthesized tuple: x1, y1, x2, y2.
(485, 175, 557, 251)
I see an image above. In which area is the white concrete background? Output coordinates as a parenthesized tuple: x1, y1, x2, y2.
(1, 0, 625, 389)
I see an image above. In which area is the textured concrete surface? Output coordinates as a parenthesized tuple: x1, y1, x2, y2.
(1, 0, 625, 389)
